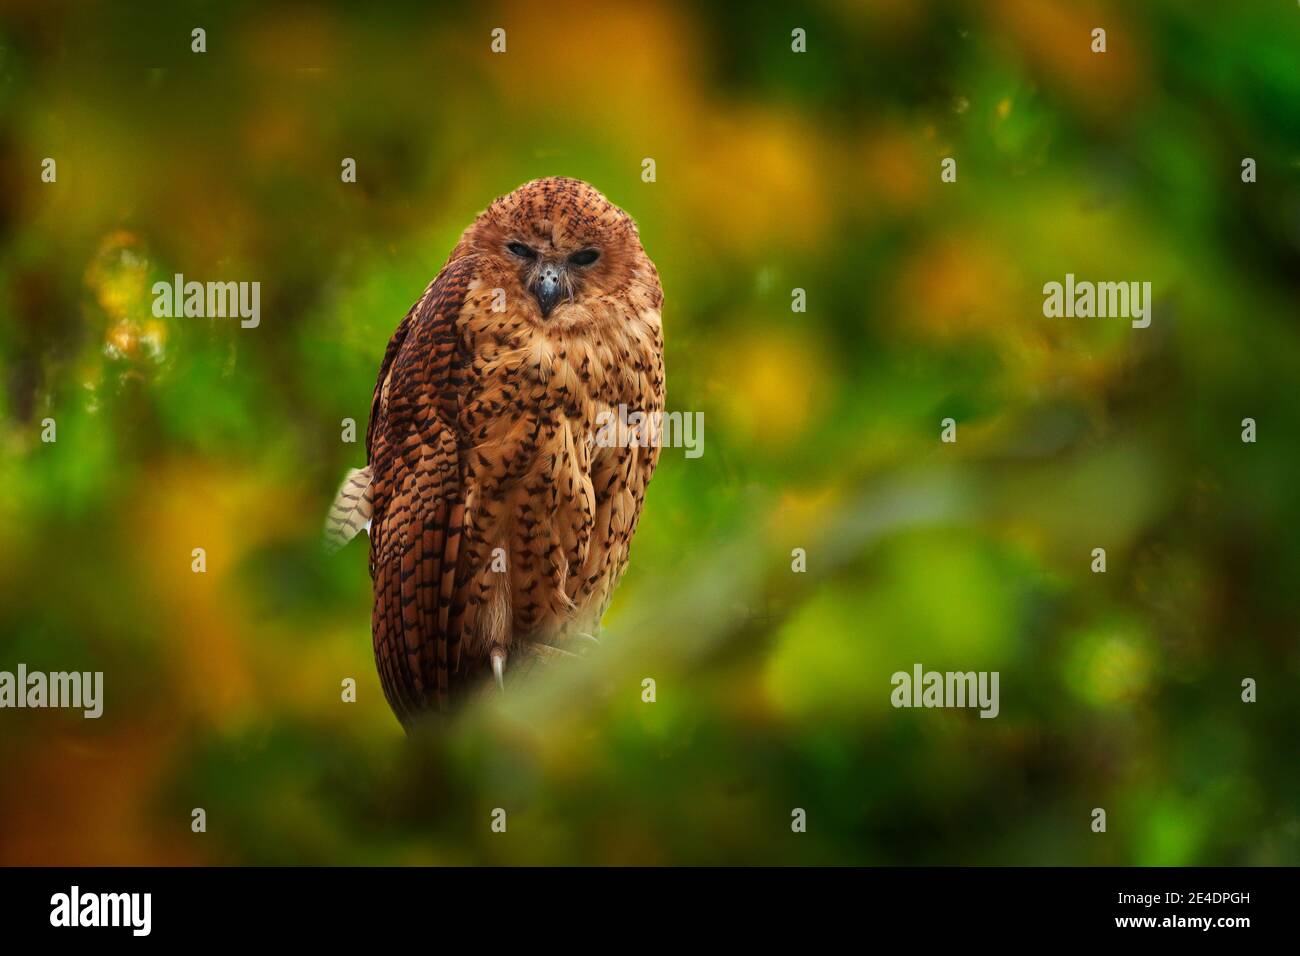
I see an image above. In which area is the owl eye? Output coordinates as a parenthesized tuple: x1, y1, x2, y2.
(568, 248, 600, 267)
(506, 241, 537, 259)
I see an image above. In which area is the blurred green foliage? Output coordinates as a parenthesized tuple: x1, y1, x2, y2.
(0, 0, 1297, 865)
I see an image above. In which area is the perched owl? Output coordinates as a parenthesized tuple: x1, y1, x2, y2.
(326, 177, 665, 727)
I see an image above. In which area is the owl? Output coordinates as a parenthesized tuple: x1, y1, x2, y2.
(326, 177, 665, 727)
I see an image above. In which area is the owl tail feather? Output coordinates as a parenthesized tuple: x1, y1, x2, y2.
(324, 466, 373, 553)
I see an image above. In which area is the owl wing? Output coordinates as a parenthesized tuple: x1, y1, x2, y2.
(572, 304, 666, 628)
(367, 256, 477, 721)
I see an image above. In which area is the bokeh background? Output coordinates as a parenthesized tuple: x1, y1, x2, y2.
(1, 0, 1298, 865)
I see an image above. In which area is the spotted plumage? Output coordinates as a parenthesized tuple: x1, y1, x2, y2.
(332, 177, 665, 727)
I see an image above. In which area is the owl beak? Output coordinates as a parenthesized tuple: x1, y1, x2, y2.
(532, 261, 563, 318)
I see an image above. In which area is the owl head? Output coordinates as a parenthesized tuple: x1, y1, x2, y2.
(457, 177, 657, 321)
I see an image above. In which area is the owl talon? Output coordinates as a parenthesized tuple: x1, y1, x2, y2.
(490, 647, 507, 691)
